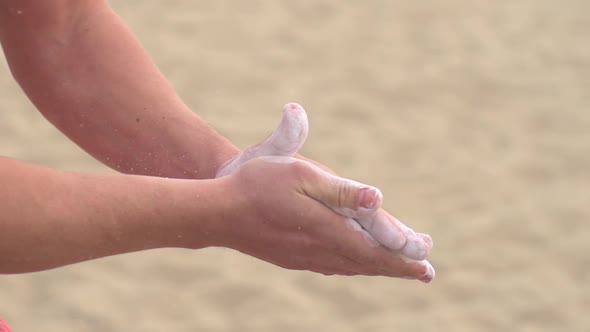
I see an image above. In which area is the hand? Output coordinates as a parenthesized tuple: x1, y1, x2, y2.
(218, 156, 434, 281)
(216, 103, 435, 281)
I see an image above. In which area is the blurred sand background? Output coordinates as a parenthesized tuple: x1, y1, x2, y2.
(1, 0, 589, 331)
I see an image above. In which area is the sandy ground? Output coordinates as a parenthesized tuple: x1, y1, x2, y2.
(1, 1, 589, 331)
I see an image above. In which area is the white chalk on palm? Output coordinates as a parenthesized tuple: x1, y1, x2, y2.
(215, 102, 432, 262)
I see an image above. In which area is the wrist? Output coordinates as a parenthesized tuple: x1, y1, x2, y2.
(163, 176, 235, 250)
(208, 140, 241, 179)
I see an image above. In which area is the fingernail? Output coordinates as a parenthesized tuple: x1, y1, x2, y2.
(418, 233, 434, 249)
(359, 187, 379, 209)
(419, 263, 435, 283)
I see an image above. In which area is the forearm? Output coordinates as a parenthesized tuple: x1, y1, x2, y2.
(0, 0, 238, 179)
(0, 156, 225, 273)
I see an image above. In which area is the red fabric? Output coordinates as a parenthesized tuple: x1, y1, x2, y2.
(0, 319, 12, 332)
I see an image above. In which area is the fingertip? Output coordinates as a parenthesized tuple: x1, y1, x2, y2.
(417, 233, 433, 250)
(354, 211, 407, 251)
(401, 233, 431, 261)
(392, 256, 434, 283)
(418, 261, 435, 283)
(359, 187, 382, 210)
(283, 102, 304, 112)
(265, 102, 307, 156)
(282, 102, 307, 127)
(353, 187, 383, 219)
(319, 178, 384, 220)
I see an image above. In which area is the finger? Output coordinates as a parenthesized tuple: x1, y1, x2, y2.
(298, 161, 384, 218)
(402, 259, 435, 283)
(354, 210, 432, 260)
(335, 226, 435, 282)
(417, 232, 433, 249)
(397, 221, 432, 260)
(420, 260, 436, 283)
(294, 160, 425, 257)
(368, 249, 435, 282)
(305, 203, 435, 281)
(216, 102, 308, 177)
(353, 210, 407, 253)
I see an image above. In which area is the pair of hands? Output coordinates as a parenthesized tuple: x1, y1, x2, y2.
(214, 103, 435, 282)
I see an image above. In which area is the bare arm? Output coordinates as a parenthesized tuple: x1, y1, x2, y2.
(0, 156, 433, 281)
(0, 156, 224, 273)
(0, 0, 239, 179)
(0, 1, 434, 281)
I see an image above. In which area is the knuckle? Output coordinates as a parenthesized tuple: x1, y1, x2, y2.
(293, 159, 313, 173)
(337, 182, 357, 208)
(288, 159, 316, 179)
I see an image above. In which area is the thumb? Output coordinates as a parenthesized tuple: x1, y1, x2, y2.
(298, 161, 384, 218)
(216, 102, 308, 177)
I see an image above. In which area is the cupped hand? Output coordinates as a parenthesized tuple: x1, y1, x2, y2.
(216, 103, 435, 281)
(219, 156, 434, 281)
